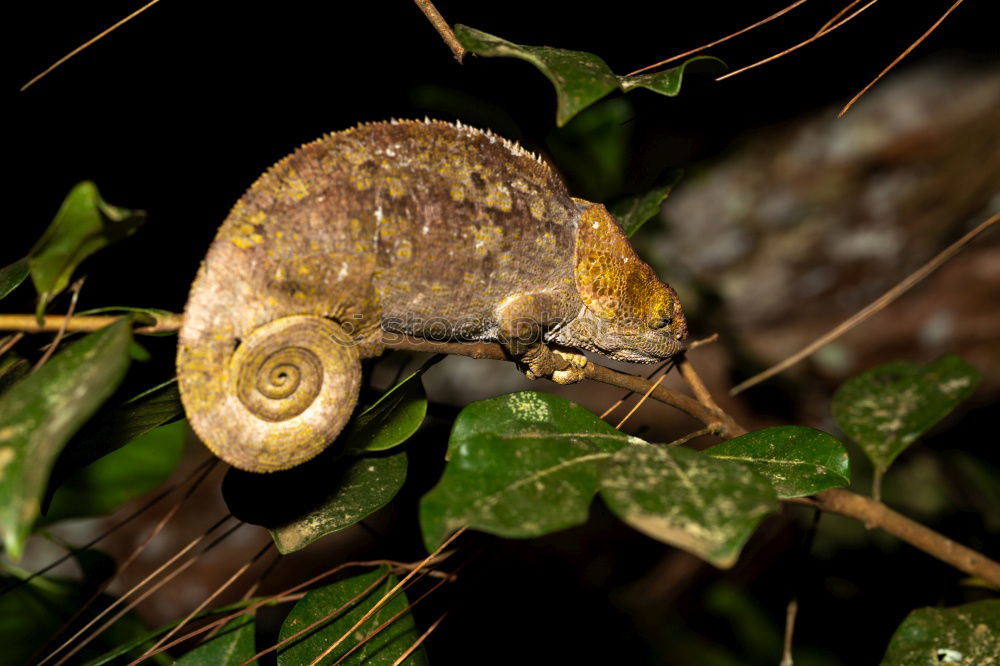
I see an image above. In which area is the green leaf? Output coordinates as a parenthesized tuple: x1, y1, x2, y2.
(0, 353, 30, 395)
(880, 599, 999, 665)
(0, 258, 29, 301)
(599, 445, 778, 568)
(618, 55, 727, 95)
(176, 614, 257, 666)
(269, 451, 408, 554)
(278, 565, 428, 665)
(42, 420, 186, 524)
(42, 378, 183, 513)
(832, 356, 979, 477)
(610, 169, 683, 237)
(420, 392, 634, 551)
(0, 319, 132, 559)
(343, 363, 431, 453)
(28, 182, 146, 318)
(455, 25, 619, 127)
(706, 426, 850, 498)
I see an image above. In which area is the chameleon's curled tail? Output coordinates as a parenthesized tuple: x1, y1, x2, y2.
(177, 315, 361, 472)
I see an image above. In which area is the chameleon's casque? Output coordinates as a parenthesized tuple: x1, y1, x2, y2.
(178, 120, 686, 472)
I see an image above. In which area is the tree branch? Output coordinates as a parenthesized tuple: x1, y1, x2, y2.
(0, 313, 182, 336)
(413, 0, 465, 63)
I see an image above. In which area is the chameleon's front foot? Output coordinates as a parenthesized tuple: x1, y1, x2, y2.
(520, 344, 588, 384)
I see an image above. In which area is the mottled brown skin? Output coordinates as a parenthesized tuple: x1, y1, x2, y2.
(177, 120, 687, 472)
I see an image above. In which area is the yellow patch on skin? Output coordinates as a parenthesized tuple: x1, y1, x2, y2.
(485, 186, 513, 211)
(473, 224, 504, 256)
(450, 184, 465, 202)
(385, 176, 405, 197)
(396, 239, 413, 260)
(462, 272, 477, 285)
(529, 198, 546, 220)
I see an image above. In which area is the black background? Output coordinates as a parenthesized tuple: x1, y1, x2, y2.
(7, 2, 998, 664)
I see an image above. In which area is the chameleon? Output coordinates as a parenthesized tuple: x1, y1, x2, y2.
(177, 119, 687, 472)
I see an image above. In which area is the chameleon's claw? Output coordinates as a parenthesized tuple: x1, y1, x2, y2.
(519, 344, 587, 384)
(550, 349, 588, 384)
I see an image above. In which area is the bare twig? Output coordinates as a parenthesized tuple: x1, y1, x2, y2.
(391, 611, 449, 666)
(413, 0, 465, 63)
(838, 0, 968, 117)
(627, 0, 812, 76)
(677, 354, 722, 413)
(615, 373, 666, 429)
(21, 0, 165, 91)
(33, 278, 83, 371)
(781, 598, 798, 666)
(810, 489, 1000, 586)
(731, 211, 999, 395)
(0, 312, 182, 335)
(0, 333, 24, 357)
(716, 0, 882, 82)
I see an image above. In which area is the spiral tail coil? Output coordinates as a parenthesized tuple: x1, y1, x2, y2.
(178, 315, 361, 472)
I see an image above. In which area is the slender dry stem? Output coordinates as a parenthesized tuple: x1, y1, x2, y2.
(731, 211, 999, 395)
(413, 0, 465, 62)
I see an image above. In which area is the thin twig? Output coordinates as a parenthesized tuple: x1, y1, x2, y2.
(686, 332, 719, 352)
(391, 611, 449, 666)
(40, 515, 233, 665)
(0, 333, 24, 357)
(33, 278, 83, 372)
(716, 0, 882, 81)
(616, 373, 666, 429)
(21, 0, 165, 91)
(677, 354, 722, 413)
(665, 426, 714, 447)
(413, 0, 465, 63)
(813, 0, 864, 36)
(0, 312, 182, 335)
(838, 0, 968, 117)
(731, 211, 999, 395)
(600, 359, 674, 419)
(780, 598, 798, 666)
(627, 0, 812, 76)
(307, 528, 467, 666)
(811, 489, 1000, 586)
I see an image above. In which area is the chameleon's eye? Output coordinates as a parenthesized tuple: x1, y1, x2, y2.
(647, 315, 672, 329)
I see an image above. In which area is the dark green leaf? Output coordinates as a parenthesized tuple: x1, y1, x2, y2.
(28, 182, 146, 318)
(455, 25, 619, 126)
(0, 258, 29, 301)
(420, 392, 634, 551)
(42, 378, 183, 513)
(0, 353, 30, 395)
(611, 169, 683, 237)
(42, 420, 186, 524)
(176, 614, 257, 666)
(832, 356, 979, 476)
(547, 98, 632, 202)
(880, 599, 999, 665)
(706, 426, 850, 498)
(599, 445, 778, 568)
(278, 565, 428, 665)
(344, 364, 431, 453)
(0, 572, 151, 665)
(0, 319, 131, 558)
(618, 56, 727, 95)
(270, 451, 408, 554)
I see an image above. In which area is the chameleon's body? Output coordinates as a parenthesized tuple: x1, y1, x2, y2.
(178, 120, 686, 472)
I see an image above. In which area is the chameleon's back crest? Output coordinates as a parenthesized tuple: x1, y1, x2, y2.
(176, 120, 567, 472)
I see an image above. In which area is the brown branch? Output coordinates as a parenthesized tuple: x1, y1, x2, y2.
(731, 211, 1000, 395)
(413, 0, 465, 63)
(838, 0, 968, 117)
(0, 312, 182, 335)
(810, 489, 1000, 586)
(20, 0, 165, 91)
(33, 278, 84, 372)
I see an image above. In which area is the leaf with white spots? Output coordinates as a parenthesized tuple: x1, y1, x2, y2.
(224, 450, 407, 554)
(420, 392, 634, 551)
(599, 445, 778, 568)
(880, 599, 999, 665)
(0, 319, 132, 559)
(706, 426, 850, 498)
(278, 565, 427, 666)
(832, 356, 979, 479)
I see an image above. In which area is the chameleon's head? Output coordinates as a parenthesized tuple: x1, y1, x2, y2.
(554, 202, 687, 363)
